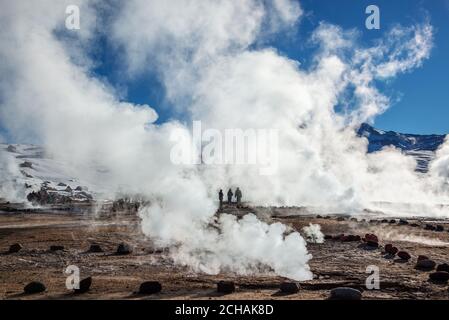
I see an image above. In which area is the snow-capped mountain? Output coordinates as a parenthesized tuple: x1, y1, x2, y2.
(358, 123, 447, 172)
(0, 144, 95, 203)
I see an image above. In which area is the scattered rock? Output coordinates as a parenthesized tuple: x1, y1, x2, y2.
(333, 234, 345, 241)
(399, 219, 409, 225)
(425, 224, 436, 231)
(341, 235, 361, 242)
(116, 242, 133, 255)
(415, 259, 436, 271)
(397, 251, 411, 261)
(417, 255, 429, 262)
(329, 287, 362, 300)
(65, 186, 72, 192)
(381, 219, 389, 223)
(410, 223, 420, 227)
(8, 243, 23, 253)
(336, 217, 345, 221)
(217, 281, 235, 294)
(429, 271, 449, 283)
(50, 245, 64, 251)
(138, 281, 162, 295)
(280, 282, 300, 294)
(385, 244, 398, 255)
(363, 234, 379, 243)
(19, 161, 33, 169)
(324, 235, 333, 240)
(389, 219, 396, 224)
(436, 263, 449, 273)
(75, 186, 83, 191)
(57, 182, 67, 187)
(74, 277, 92, 294)
(436, 225, 444, 232)
(24, 281, 46, 294)
(316, 215, 323, 219)
(6, 145, 17, 153)
(88, 244, 103, 253)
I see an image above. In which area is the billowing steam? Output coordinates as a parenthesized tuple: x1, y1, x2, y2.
(0, 0, 448, 280)
(302, 223, 325, 244)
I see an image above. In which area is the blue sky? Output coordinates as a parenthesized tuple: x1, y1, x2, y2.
(2, 0, 447, 141)
(91, 0, 449, 135)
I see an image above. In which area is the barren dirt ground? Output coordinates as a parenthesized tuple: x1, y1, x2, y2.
(1, 203, 449, 300)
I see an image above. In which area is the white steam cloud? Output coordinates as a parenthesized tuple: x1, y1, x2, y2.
(0, 0, 448, 280)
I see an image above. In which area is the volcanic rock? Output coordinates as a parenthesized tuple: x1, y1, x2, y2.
(399, 219, 409, 225)
(88, 244, 103, 253)
(329, 287, 362, 300)
(436, 225, 444, 232)
(8, 243, 23, 253)
(389, 219, 396, 224)
(116, 242, 133, 255)
(217, 281, 235, 294)
(417, 255, 429, 262)
(19, 161, 33, 168)
(415, 259, 436, 271)
(24, 281, 46, 294)
(74, 277, 92, 294)
(436, 263, 449, 273)
(429, 271, 449, 283)
(425, 224, 436, 231)
(138, 281, 162, 294)
(57, 182, 67, 187)
(385, 244, 398, 255)
(397, 251, 411, 261)
(280, 282, 300, 294)
(50, 245, 64, 251)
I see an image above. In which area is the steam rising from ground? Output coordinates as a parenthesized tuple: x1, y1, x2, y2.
(0, 0, 448, 279)
(302, 224, 325, 244)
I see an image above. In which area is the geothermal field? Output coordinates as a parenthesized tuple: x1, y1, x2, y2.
(1, 199, 449, 300)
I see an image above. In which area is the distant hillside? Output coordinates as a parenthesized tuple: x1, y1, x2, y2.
(358, 123, 447, 172)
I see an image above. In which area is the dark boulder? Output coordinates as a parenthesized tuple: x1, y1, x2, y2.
(324, 235, 333, 240)
(24, 281, 46, 294)
(116, 242, 133, 255)
(280, 282, 300, 294)
(410, 223, 420, 227)
(65, 186, 72, 192)
(329, 287, 362, 300)
(385, 244, 398, 255)
(425, 224, 436, 231)
(8, 243, 23, 253)
(399, 219, 409, 225)
(50, 245, 64, 251)
(138, 281, 162, 295)
(417, 255, 429, 262)
(336, 217, 345, 221)
(363, 234, 378, 243)
(6, 145, 17, 153)
(381, 219, 389, 223)
(415, 259, 436, 271)
(88, 244, 103, 253)
(57, 182, 67, 187)
(397, 251, 411, 261)
(389, 219, 396, 224)
(316, 215, 323, 219)
(19, 161, 33, 168)
(217, 281, 235, 294)
(429, 271, 449, 283)
(436, 263, 449, 273)
(74, 277, 92, 294)
(436, 225, 444, 232)
(341, 235, 361, 242)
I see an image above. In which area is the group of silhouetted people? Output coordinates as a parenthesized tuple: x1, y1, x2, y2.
(218, 187, 242, 207)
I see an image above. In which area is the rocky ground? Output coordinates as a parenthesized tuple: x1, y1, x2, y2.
(1, 202, 449, 300)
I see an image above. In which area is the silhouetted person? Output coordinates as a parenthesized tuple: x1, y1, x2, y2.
(218, 189, 224, 207)
(227, 188, 233, 204)
(235, 187, 242, 206)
